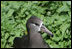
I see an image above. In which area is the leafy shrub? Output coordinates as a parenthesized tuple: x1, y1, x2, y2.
(1, 1, 71, 48)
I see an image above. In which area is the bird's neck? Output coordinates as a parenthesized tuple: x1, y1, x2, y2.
(28, 31, 48, 48)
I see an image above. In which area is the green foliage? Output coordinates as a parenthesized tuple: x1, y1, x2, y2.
(1, 1, 71, 48)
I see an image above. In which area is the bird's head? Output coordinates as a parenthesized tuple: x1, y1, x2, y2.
(26, 16, 53, 37)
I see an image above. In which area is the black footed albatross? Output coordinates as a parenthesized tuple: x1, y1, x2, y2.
(13, 16, 53, 48)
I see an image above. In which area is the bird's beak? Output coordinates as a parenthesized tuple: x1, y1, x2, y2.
(41, 25, 54, 37)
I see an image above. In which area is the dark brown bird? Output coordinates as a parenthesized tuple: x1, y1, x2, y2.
(13, 16, 53, 48)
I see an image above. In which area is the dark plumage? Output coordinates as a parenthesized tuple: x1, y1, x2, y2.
(13, 16, 53, 48)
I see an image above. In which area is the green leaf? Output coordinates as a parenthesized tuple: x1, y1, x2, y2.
(66, 1, 71, 6)
(8, 36, 15, 45)
(60, 23, 70, 35)
(7, 9, 14, 17)
(57, 4, 69, 13)
(42, 33, 47, 38)
(5, 33, 9, 39)
(59, 42, 64, 48)
(52, 36, 60, 42)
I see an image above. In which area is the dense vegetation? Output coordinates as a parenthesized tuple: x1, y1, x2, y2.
(1, 1, 71, 48)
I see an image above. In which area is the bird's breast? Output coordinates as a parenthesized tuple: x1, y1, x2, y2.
(29, 32, 48, 48)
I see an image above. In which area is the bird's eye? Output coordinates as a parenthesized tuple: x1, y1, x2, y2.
(34, 23, 39, 26)
(31, 22, 39, 26)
